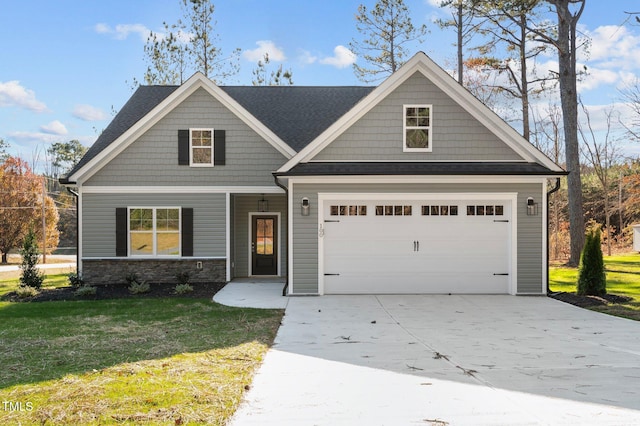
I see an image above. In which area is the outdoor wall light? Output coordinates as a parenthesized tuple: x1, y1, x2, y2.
(301, 197, 310, 216)
(258, 194, 269, 212)
(526, 197, 538, 216)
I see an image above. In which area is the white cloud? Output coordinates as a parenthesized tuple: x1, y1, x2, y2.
(584, 25, 640, 64)
(243, 40, 287, 62)
(298, 49, 318, 65)
(9, 131, 62, 145)
(0, 81, 47, 112)
(73, 104, 108, 121)
(39, 120, 68, 136)
(319, 45, 357, 69)
(425, 0, 442, 7)
(94, 23, 151, 42)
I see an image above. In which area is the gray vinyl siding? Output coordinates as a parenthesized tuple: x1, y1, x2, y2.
(312, 72, 523, 162)
(86, 88, 288, 187)
(232, 195, 287, 277)
(291, 182, 544, 295)
(82, 193, 226, 258)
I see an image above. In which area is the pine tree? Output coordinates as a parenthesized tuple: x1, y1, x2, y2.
(19, 229, 44, 289)
(577, 228, 606, 296)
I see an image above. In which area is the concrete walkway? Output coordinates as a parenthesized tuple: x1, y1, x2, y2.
(220, 289, 640, 425)
(213, 278, 289, 309)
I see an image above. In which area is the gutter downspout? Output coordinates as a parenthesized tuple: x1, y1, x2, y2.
(546, 178, 561, 294)
(66, 187, 80, 275)
(273, 174, 289, 296)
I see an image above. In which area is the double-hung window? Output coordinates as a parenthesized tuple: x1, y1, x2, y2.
(129, 207, 181, 256)
(190, 128, 214, 166)
(404, 105, 432, 152)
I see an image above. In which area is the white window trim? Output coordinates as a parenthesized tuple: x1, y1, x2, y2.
(403, 104, 433, 153)
(128, 207, 182, 257)
(189, 128, 214, 167)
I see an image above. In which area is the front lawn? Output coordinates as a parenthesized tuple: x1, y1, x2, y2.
(550, 253, 640, 320)
(0, 278, 283, 425)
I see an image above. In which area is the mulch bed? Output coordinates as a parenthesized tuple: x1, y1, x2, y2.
(548, 292, 633, 308)
(1, 282, 227, 303)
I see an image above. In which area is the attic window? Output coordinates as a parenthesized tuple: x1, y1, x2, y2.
(190, 129, 214, 166)
(403, 105, 432, 152)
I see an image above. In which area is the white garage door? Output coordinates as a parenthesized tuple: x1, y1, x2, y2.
(321, 197, 512, 294)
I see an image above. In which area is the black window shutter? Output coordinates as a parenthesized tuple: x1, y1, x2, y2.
(178, 129, 189, 165)
(214, 130, 225, 165)
(182, 208, 194, 256)
(115, 208, 127, 257)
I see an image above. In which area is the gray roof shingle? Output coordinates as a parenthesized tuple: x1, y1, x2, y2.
(220, 86, 375, 152)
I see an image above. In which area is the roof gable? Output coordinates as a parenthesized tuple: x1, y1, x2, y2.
(278, 52, 563, 173)
(66, 73, 297, 184)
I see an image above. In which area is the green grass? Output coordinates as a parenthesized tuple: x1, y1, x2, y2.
(0, 273, 69, 297)
(0, 277, 283, 425)
(550, 252, 640, 320)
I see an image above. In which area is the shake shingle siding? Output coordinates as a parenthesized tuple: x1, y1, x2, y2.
(312, 73, 522, 162)
(85, 88, 287, 187)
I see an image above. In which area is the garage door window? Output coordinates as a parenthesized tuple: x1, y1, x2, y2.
(422, 205, 458, 216)
(330, 205, 367, 216)
(467, 205, 504, 216)
(375, 205, 412, 216)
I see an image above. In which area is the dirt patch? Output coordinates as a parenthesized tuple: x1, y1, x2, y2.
(1, 282, 226, 303)
(549, 292, 633, 308)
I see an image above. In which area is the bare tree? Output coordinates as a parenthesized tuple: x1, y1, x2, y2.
(619, 77, 640, 142)
(532, 103, 567, 260)
(350, 0, 428, 82)
(579, 103, 622, 256)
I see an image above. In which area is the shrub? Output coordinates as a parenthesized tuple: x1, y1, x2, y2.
(74, 285, 97, 297)
(15, 285, 39, 299)
(128, 280, 150, 294)
(174, 283, 194, 295)
(19, 229, 44, 289)
(175, 270, 191, 286)
(125, 273, 140, 286)
(577, 227, 606, 296)
(68, 272, 84, 288)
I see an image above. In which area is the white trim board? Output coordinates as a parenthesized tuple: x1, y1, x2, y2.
(81, 186, 286, 194)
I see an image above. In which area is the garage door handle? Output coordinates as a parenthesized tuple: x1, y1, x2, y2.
(493, 273, 509, 276)
(324, 273, 340, 276)
(494, 220, 509, 223)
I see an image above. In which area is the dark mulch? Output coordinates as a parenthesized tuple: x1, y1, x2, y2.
(549, 292, 634, 308)
(1, 282, 227, 303)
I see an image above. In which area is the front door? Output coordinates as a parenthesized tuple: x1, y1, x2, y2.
(251, 215, 278, 275)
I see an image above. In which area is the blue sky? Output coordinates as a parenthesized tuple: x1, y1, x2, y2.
(2, 0, 640, 164)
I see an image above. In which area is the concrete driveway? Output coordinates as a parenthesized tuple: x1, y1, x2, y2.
(226, 294, 640, 425)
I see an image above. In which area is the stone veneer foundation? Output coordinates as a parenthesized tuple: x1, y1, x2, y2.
(81, 259, 226, 285)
